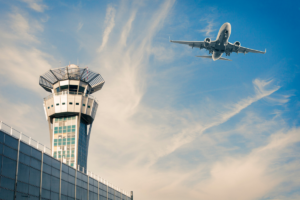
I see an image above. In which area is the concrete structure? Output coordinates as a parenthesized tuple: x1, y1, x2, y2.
(40, 64, 105, 170)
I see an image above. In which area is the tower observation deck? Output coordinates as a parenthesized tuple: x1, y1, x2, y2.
(40, 64, 105, 170)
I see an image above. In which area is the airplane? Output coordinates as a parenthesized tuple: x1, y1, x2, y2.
(170, 22, 266, 61)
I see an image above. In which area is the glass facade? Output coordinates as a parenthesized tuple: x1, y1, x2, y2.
(0, 130, 131, 200)
(52, 116, 77, 168)
(78, 120, 88, 170)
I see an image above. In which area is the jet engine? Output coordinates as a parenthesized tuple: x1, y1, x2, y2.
(204, 38, 211, 43)
(234, 41, 241, 47)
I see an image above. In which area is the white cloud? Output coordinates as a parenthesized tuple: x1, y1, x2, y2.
(21, 0, 47, 12)
(98, 5, 116, 52)
(198, 20, 216, 38)
(77, 22, 83, 31)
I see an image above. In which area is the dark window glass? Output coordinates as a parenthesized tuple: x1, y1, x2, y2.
(77, 179, 82, 187)
(61, 172, 68, 181)
(62, 163, 68, 173)
(0, 131, 4, 143)
(2, 156, 16, 179)
(68, 175, 75, 184)
(52, 167, 60, 178)
(4, 134, 18, 149)
(29, 185, 40, 197)
(60, 85, 68, 90)
(42, 189, 51, 199)
(79, 86, 85, 93)
(68, 183, 75, 197)
(69, 167, 75, 176)
(3, 145, 17, 160)
(51, 158, 60, 169)
(0, 187, 14, 200)
(93, 179, 98, 187)
(51, 176, 59, 192)
(56, 103, 59, 106)
(69, 85, 78, 92)
(30, 158, 41, 170)
(43, 163, 51, 174)
(29, 167, 41, 187)
(43, 154, 52, 165)
(61, 194, 68, 200)
(16, 181, 29, 193)
(69, 102, 73, 105)
(42, 172, 51, 190)
(19, 152, 30, 165)
(56, 87, 60, 93)
(61, 180, 68, 195)
(0, 176, 15, 190)
(62, 102, 65, 105)
(77, 172, 82, 180)
(18, 163, 30, 183)
(0, 143, 3, 155)
(82, 181, 88, 189)
(31, 148, 42, 160)
(76, 103, 79, 105)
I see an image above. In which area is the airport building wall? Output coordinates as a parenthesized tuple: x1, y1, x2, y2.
(0, 129, 131, 200)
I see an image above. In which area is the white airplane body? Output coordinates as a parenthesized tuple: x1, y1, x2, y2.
(170, 22, 266, 61)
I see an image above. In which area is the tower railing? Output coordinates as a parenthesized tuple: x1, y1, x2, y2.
(0, 120, 130, 197)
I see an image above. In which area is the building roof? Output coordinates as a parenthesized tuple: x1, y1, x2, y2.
(39, 65, 105, 94)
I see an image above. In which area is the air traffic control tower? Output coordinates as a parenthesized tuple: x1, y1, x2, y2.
(39, 64, 105, 170)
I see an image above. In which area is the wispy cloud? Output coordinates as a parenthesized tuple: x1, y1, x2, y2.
(77, 22, 83, 31)
(21, 0, 48, 12)
(98, 5, 116, 52)
(198, 20, 216, 38)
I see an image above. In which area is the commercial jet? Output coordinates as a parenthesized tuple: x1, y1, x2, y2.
(170, 22, 266, 61)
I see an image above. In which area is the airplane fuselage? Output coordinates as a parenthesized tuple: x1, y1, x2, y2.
(212, 23, 231, 60)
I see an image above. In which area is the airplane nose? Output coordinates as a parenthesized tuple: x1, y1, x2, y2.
(224, 22, 231, 32)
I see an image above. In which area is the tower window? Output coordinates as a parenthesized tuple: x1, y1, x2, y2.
(76, 103, 79, 105)
(48, 107, 50, 109)
(83, 104, 85, 106)
(79, 86, 85, 93)
(51, 105, 53, 107)
(62, 103, 65, 105)
(56, 103, 59, 106)
(69, 102, 73, 105)
(88, 106, 90, 108)
(60, 85, 68, 91)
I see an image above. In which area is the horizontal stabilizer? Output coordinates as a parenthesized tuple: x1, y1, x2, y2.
(196, 55, 232, 61)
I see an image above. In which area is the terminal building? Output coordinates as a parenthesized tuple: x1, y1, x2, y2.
(0, 64, 133, 200)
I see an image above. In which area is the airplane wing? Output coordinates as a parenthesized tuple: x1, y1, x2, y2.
(227, 43, 266, 54)
(170, 40, 207, 48)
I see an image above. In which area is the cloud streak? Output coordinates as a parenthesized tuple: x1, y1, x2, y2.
(98, 5, 116, 52)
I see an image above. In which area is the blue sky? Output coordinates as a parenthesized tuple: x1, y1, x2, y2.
(0, 0, 300, 199)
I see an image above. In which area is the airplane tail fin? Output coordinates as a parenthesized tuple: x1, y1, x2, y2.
(196, 55, 232, 61)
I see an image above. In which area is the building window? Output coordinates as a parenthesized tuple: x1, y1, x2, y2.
(62, 103, 65, 105)
(76, 103, 79, 105)
(51, 105, 53, 107)
(56, 103, 59, 106)
(48, 107, 50, 109)
(69, 102, 73, 105)
(83, 104, 85, 106)
(88, 106, 90, 108)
